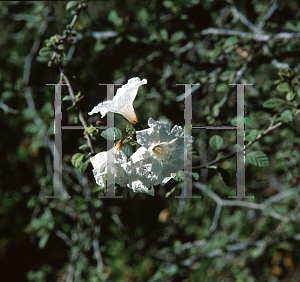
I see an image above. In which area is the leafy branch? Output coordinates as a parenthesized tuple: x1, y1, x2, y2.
(192, 118, 282, 170)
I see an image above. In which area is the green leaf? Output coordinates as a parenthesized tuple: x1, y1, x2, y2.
(101, 127, 122, 141)
(67, 102, 76, 111)
(297, 88, 300, 98)
(245, 117, 253, 128)
(160, 29, 168, 41)
(280, 109, 293, 122)
(224, 37, 239, 48)
(263, 98, 290, 108)
(121, 145, 133, 158)
(1, 90, 15, 100)
(231, 117, 237, 126)
(286, 91, 295, 101)
(174, 169, 184, 182)
(137, 8, 149, 23)
(166, 187, 176, 198)
(247, 151, 269, 167)
(79, 145, 91, 151)
(79, 159, 90, 173)
(94, 41, 106, 52)
(23, 108, 36, 119)
(276, 82, 290, 92)
(108, 10, 123, 26)
(192, 172, 199, 181)
(39, 47, 53, 56)
(38, 232, 50, 249)
(62, 95, 73, 101)
(245, 129, 259, 142)
(170, 31, 185, 43)
(163, 1, 173, 8)
(71, 153, 85, 168)
(57, 44, 64, 50)
(216, 84, 227, 92)
(66, 1, 77, 11)
(126, 35, 138, 42)
(209, 135, 223, 151)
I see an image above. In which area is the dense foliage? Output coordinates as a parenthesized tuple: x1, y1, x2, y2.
(1, 1, 300, 281)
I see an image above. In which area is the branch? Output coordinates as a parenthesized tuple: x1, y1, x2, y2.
(192, 119, 282, 170)
(179, 232, 300, 267)
(230, 6, 263, 34)
(23, 6, 52, 86)
(194, 182, 299, 234)
(49, 2, 94, 153)
(201, 28, 300, 42)
(258, 0, 279, 29)
(92, 225, 104, 274)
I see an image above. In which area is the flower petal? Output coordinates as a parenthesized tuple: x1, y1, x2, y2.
(88, 77, 147, 124)
(122, 118, 194, 186)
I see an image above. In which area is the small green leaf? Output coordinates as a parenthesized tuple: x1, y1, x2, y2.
(166, 187, 176, 198)
(286, 91, 295, 101)
(170, 31, 185, 43)
(39, 47, 53, 56)
(209, 135, 223, 151)
(160, 29, 168, 41)
(79, 145, 91, 151)
(174, 169, 184, 182)
(163, 1, 173, 8)
(274, 79, 281, 85)
(1, 90, 15, 100)
(121, 145, 133, 158)
(276, 82, 290, 92)
(67, 102, 76, 111)
(247, 151, 269, 167)
(216, 84, 227, 92)
(122, 137, 138, 147)
(94, 41, 106, 52)
(245, 129, 259, 142)
(23, 108, 36, 119)
(245, 117, 253, 128)
(66, 1, 78, 11)
(38, 232, 50, 249)
(57, 44, 64, 50)
(231, 117, 237, 126)
(79, 159, 90, 172)
(297, 88, 300, 98)
(108, 10, 123, 26)
(281, 109, 293, 122)
(71, 153, 85, 168)
(62, 95, 73, 101)
(263, 98, 289, 108)
(127, 35, 138, 42)
(192, 172, 199, 181)
(101, 127, 122, 141)
(224, 37, 239, 48)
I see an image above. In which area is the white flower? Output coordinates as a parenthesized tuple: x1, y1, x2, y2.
(88, 77, 147, 124)
(90, 148, 128, 188)
(90, 146, 155, 196)
(121, 118, 194, 186)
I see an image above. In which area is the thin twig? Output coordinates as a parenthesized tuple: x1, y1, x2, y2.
(22, 6, 51, 86)
(92, 225, 104, 274)
(193, 119, 282, 170)
(201, 28, 300, 42)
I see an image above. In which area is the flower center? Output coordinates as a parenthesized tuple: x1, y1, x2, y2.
(152, 144, 167, 157)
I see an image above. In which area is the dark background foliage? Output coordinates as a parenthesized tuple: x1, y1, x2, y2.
(0, 1, 300, 281)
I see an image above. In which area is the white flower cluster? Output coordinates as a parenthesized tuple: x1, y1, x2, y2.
(89, 77, 193, 196)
